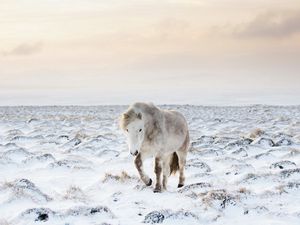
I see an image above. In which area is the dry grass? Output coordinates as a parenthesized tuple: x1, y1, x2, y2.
(0, 180, 27, 200)
(0, 181, 13, 190)
(275, 185, 288, 194)
(248, 128, 264, 139)
(63, 185, 87, 202)
(103, 171, 136, 183)
(189, 146, 200, 153)
(238, 187, 251, 194)
(200, 189, 227, 207)
(200, 189, 238, 210)
(0, 180, 49, 203)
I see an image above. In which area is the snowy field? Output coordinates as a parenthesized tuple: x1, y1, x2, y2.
(0, 105, 300, 225)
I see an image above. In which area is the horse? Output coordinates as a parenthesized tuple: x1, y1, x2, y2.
(120, 102, 190, 193)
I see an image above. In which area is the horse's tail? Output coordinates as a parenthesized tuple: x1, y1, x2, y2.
(169, 152, 179, 175)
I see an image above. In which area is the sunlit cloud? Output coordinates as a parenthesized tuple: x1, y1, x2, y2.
(234, 10, 300, 38)
(0, 0, 299, 105)
(1, 42, 43, 57)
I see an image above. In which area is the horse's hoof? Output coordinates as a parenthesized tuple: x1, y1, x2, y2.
(146, 178, 152, 186)
(177, 183, 184, 188)
(153, 188, 162, 193)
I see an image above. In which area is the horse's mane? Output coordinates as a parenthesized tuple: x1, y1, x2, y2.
(119, 103, 161, 139)
(120, 108, 139, 130)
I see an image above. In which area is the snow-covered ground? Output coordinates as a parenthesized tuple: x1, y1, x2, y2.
(0, 105, 299, 225)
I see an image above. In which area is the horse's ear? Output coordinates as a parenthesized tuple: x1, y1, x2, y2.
(122, 113, 129, 119)
(137, 113, 142, 120)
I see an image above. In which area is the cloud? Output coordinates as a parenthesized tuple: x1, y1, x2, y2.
(234, 10, 300, 38)
(1, 42, 43, 56)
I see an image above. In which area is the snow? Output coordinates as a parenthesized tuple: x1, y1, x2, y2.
(0, 105, 299, 224)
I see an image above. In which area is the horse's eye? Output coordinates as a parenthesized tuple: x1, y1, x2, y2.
(139, 129, 142, 132)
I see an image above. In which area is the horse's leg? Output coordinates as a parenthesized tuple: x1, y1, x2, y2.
(154, 156, 163, 193)
(162, 155, 171, 190)
(177, 151, 187, 188)
(134, 153, 152, 186)
(177, 133, 189, 188)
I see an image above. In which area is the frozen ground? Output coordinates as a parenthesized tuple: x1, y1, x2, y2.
(0, 105, 299, 225)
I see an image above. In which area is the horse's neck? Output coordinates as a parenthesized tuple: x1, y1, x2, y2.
(134, 103, 162, 126)
(143, 114, 152, 126)
(144, 111, 163, 132)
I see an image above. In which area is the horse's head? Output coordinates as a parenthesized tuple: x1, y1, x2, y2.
(120, 110, 145, 156)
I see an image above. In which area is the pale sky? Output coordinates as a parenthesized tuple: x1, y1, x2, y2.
(0, 0, 299, 105)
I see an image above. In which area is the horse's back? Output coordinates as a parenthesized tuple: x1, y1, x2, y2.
(163, 109, 188, 138)
(131, 102, 189, 145)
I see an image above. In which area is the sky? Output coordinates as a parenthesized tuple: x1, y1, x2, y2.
(0, 0, 299, 105)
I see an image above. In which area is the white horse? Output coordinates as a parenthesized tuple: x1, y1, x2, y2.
(120, 102, 190, 192)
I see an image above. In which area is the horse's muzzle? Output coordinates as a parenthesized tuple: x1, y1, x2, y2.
(131, 150, 138, 156)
